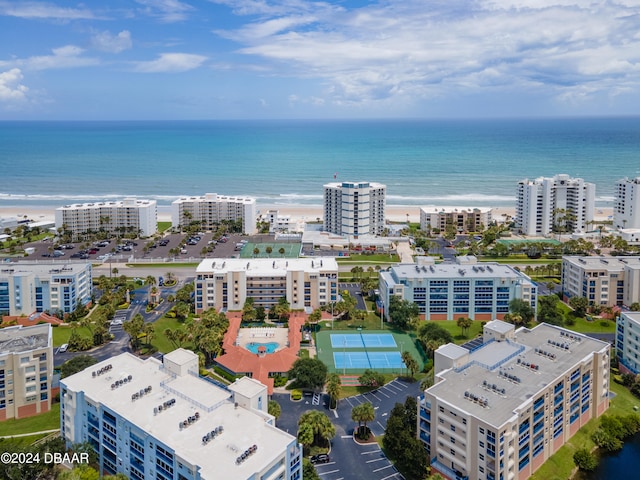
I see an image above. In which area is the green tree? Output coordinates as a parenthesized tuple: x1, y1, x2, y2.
(272, 296, 291, 321)
(388, 295, 420, 330)
(242, 297, 257, 322)
(537, 295, 564, 326)
(268, 400, 281, 420)
(358, 369, 385, 387)
(297, 422, 314, 450)
(288, 358, 328, 390)
(302, 458, 321, 480)
(351, 402, 375, 439)
(569, 296, 589, 317)
(123, 313, 145, 351)
(298, 410, 336, 447)
(456, 317, 473, 336)
(60, 355, 98, 379)
(326, 373, 342, 409)
(508, 298, 535, 325)
(401, 351, 419, 378)
(573, 448, 598, 471)
(383, 402, 428, 480)
(266, 246, 273, 257)
(279, 247, 286, 257)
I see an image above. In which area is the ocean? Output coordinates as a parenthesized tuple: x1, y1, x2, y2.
(1, 118, 639, 209)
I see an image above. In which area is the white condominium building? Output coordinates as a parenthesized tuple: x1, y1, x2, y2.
(515, 174, 595, 236)
(420, 206, 492, 234)
(420, 321, 610, 480)
(379, 258, 536, 322)
(195, 257, 338, 313)
(55, 198, 157, 240)
(0, 263, 92, 317)
(614, 177, 640, 230)
(323, 181, 386, 237)
(561, 256, 640, 307)
(0, 324, 53, 421)
(60, 349, 302, 480)
(171, 193, 257, 235)
(616, 311, 640, 375)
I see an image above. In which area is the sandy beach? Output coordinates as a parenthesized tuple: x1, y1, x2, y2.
(0, 204, 612, 226)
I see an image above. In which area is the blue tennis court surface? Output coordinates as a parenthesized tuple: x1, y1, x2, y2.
(333, 351, 404, 370)
(330, 333, 397, 349)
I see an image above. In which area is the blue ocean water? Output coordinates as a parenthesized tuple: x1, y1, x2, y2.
(1, 118, 639, 208)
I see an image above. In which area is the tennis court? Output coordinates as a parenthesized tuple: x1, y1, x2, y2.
(330, 333, 397, 349)
(333, 351, 405, 370)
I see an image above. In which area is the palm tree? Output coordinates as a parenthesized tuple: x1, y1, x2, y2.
(266, 246, 273, 257)
(268, 400, 281, 421)
(279, 247, 285, 257)
(253, 247, 260, 257)
(401, 351, 419, 378)
(298, 410, 336, 448)
(351, 402, 375, 439)
(297, 422, 314, 453)
(326, 373, 342, 409)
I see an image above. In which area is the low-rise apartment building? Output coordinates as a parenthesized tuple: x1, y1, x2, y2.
(0, 324, 53, 420)
(195, 258, 339, 313)
(60, 349, 302, 480)
(420, 207, 492, 234)
(0, 263, 92, 317)
(561, 255, 640, 307)
(55, 198, 157, 240)
(171, 193, 257, 234)
(379, 258, 536, 321)
(419, 321, 610, 480)
(615, 311, 640, 375)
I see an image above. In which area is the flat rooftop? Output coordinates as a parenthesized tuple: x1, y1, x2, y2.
(0, 324, 51, 353)
(564, 255, 640, 270)
(62, 353, 295, 480)
(196, 257, 338, 275)
(0, 263, 90, 277)
(391, 262, 524, 279)
(429, 324, 609, 428)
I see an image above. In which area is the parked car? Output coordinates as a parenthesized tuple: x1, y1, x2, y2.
(59, 344, 68, 353)
(310, 454, 330, 464)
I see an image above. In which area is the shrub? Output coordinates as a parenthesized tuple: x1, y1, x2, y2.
(573, 448, 597, 471)
(291, 390, 302, 401)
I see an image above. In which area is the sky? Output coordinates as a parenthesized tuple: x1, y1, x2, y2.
(1, 0, 640, 120)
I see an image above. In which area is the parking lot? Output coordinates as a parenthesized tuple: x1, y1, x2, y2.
(272, 377, 418, 480)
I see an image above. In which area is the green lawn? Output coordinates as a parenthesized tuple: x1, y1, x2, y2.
(337, 253, 400, 263)
(52, 325, 92, 347)
(0, 403, 60, 437)
(435, 320, 484, 344)
(150, 316, 193, 354)
(565, 316, 615, 334)
(157, 221, 172, 233)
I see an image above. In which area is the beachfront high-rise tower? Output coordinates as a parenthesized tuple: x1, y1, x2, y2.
(614, 177, 640, 231)
(515, 174, 595, 236)
(323, 181, 386, 237)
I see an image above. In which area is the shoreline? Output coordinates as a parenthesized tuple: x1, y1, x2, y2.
(0, 204, 613, 225)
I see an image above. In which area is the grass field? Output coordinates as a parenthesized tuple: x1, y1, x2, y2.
(150, 316, 192, 353)
(52, 325, 92, 347)
(0, 403, 60, 437)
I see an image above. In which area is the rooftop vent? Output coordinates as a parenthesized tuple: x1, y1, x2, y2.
(92, 364, 113, 378)
(235, 445, 258, 465)
(202, 426, 224, 444)
(154, 398, 176, 415)
(178, 411, 200, 430)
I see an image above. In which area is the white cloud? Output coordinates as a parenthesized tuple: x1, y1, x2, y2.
(0, 68, 29, 102)
(213, 0, 640, 107)
(0, 1, 96, 19)
(135, 0, 194, 22)
(133, 53, 208, 72)
(91, 30, 133, 54)
(0, 45, 100, 71)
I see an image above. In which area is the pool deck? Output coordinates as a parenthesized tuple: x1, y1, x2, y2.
(215, 312, 305, 394)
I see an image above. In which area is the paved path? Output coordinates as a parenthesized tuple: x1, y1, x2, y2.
(0, 428, 59, 438)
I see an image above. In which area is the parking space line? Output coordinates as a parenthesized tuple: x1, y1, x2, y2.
(345, 397, 355, 407)
(361, 451, 381, 456)
(365, 458, 386, 464)
(381, 472, 404, 480)
(376, 389, 391, 398)
(373, 464, 394, 473)
(317, 469, 340, 475)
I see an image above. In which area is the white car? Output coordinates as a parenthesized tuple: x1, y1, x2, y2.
(59, 344, 68, 353)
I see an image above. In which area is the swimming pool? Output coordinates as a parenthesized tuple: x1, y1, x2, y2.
(245, 342, 279, 354)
